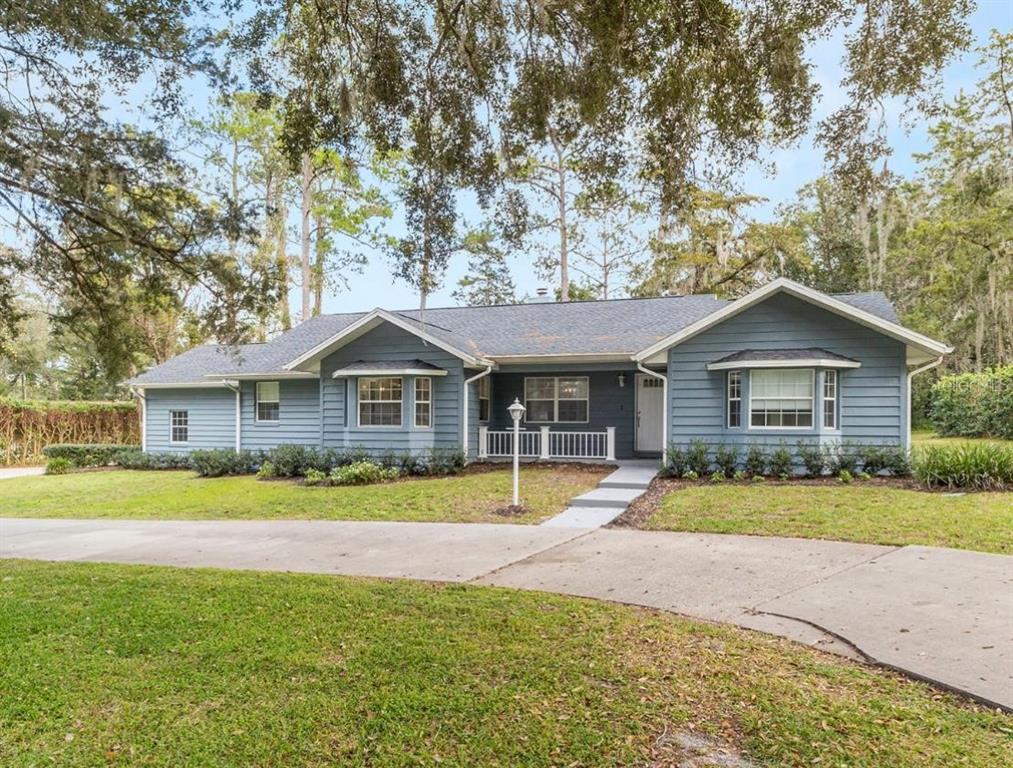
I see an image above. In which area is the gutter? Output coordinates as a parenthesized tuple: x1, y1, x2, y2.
(636, 362, 669, 466)
(222, 380, 242, 453)
(462, 365, 494, 460)
(905, 357, 944, 450)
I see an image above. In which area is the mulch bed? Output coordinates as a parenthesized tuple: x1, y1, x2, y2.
(609, 474, 979, 530)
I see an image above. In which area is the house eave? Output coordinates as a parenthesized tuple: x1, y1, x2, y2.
(706, 359, 862, 371)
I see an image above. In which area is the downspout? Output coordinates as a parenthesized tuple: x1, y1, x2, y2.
(462, 365, 493, 461)
(223, 380, 241, 453)
(636, 361, 669, 466)
(905, 357, 943, 450)
(130, 386, 146, 453)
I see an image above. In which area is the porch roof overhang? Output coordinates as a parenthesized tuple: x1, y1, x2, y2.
(706, 348, 862, 371)
(331, 359, 449, 377)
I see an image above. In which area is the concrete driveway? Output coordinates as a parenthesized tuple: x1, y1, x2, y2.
(2, 517, 1010, 710)
(0, 467, 44, 481)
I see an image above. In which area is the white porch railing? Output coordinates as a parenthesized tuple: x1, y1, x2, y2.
(479, 425, 615, 461)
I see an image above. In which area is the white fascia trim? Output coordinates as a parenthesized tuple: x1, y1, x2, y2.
(130, 382, 231, 389)
(204, 371, 318, 380)
(490, 353, 633, 365)
(333, 368, 449, 377)
(283, 308, 490, 370)
(633, 278, 953, 362)
(707, 359, 862, 371)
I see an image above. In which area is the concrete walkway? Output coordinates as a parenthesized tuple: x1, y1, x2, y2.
(2, 517, 1010, 710)
(0, 467, 45, 481)
(541, 459, 658, 527)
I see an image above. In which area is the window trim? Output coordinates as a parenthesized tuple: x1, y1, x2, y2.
(255, 381, 281, 424)
(414, 376, 432, 429)
(357, 376, 403, 428)
(478, 376, 490, 423)
(823, 369, 839, 430)
(726, 370, 742, 429)
(748, 368, 816, 431)
(523, 376, 590, 424)
(169, 410, 189, 445)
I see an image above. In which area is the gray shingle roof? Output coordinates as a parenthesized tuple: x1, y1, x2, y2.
(710, 348, 860, 365)
(128, 289, 900, 385)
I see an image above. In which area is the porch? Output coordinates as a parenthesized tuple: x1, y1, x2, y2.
(479, 425, 617, 461)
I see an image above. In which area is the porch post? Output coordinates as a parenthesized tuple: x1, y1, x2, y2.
(606, 426, 616, 461)
(539, 426, 550, 460)
(478, 426, 488, 459)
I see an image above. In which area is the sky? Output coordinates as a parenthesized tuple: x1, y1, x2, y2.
(325, 1, 1010, 315)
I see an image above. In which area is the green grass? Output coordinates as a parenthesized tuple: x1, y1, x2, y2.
(1, 560, 1008, 767)
(645, 483, 1013, 554)
(912, 429, 1011, 448)
(0, 466, 607, 524)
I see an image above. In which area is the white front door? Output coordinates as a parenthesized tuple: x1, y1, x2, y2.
(635, 374, 665, 453)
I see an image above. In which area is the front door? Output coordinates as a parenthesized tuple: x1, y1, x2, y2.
(635, 374, 664, 453)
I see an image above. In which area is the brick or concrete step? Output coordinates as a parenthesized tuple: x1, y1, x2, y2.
(541, 507, 624, 528)
(597, 463, 658, 490)
(568, 487, 644, 509)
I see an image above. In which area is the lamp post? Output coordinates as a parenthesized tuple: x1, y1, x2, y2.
(507, 398, 526, 506)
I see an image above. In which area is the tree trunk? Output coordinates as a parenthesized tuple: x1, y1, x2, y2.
(299, 153, 313, 322)
(549, 126, 569, 302)
(313, 208, 325, 316)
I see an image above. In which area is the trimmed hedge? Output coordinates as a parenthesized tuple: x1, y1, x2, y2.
(1, 399, 139, 466)
(43, 443, 140, 468)
(115, 450, 193, 471)
(930, 366, 1013, 439)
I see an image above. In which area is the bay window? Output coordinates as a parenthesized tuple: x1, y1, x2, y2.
(524, 376, 589, 423)
(749, 369, 814, 428)
(358, 377, 402, 426)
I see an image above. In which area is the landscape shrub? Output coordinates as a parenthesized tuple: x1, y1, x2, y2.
(709, 470, 724, 484)
(682, 470, 698, 481)
(795, 442, 825, 478)
(929, 366, 1013, 439)
(269, 444, 323, 477)
(744, 444, 767, 477)
(837, 469, 853, 484)
(686, 439, 711, 476)
(662, 445, 688, 478)
(256, 461, 277, 479)
(303, 468, 328, 486)
(1, 399, 139, 465)
(913, 443, 1013, 491)
(329, 460, 401, 486)
(43, 443, 139, 468)
(713, 444, 739, 478)
(768, 443, 792, 478)
(45, 457, 73, 475)
(189, 449, 261, 478)
(115, 450, 192, 470)
(881, 445, 912, 476)
(857, 445, 888, 475)
(825, 442, 860, 475)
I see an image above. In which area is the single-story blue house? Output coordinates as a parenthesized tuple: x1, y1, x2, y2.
(127, 278, 951, 463)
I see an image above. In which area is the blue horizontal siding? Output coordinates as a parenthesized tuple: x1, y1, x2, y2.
(667, 292, 906, 456)
(145, 389, 235, 453)
(240, 379, 321, 449)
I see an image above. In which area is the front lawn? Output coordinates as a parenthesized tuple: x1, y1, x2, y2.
(634, 482, 1013, 554)
(912, 429, 1011, 448)
(1, 560, 1008, 767)
(0, 465, 608, 524)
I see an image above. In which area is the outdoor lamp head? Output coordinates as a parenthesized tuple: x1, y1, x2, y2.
(507, 398, 525, 422)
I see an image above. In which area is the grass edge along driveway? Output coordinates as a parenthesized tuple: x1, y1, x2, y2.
(640, 482, 1012, 554)
(0, 465, 609, 524)
(1, 559, 1009, 768)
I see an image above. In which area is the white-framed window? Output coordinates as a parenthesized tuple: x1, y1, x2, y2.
(358, 377, 402, 426)
(823, 369, 838, 429)
(749, 369, 814, 428)
(414, 377, 432, 428)
(727, 370, 742, 428)
(170, 410, 189, 444)
(478, 376, 490, 423)
(524, 376, 589, 423)
(256, 381, 280, 422)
